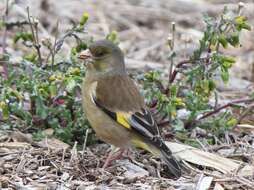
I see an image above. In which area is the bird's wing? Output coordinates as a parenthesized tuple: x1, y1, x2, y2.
(93, 75, 181, 178)
(94, 98, 160, 140)
(93, 75, 162, 144)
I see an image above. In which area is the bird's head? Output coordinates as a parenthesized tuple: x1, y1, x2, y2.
(79, 40, 125, 76)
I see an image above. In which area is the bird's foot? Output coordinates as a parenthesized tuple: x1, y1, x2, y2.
(102, 148, 127, 169)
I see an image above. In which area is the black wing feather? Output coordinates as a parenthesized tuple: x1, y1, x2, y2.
(93, 96, 161, 143)
(93, 96, 181, 178)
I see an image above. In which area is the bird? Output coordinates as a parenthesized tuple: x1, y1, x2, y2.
(79, 39, 181, 178)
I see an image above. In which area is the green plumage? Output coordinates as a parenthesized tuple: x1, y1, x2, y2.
(81, 40, 181, 178)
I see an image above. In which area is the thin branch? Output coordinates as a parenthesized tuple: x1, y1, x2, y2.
(26, 7, 43, 66)
(236, 104, 254, 124)
(55, 29, 82, 53)
(169, 59, 193, 83)
(48, 20, 59, 70)
(168, 22, 175, 82)
(5, 20, 30, 29)
(82, 128, 91, 159)
(169, 57, 212, 83)
(1, 0, 9, 54)
(198, 98, 254, 121)
(1, 0, 9, 80)
(157, 97, 254, 128)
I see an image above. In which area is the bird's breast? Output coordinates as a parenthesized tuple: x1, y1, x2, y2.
(81, 77, 131, 148)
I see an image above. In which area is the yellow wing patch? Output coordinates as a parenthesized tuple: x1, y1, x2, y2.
(116, 112, 131, 129)
(131, 138, 160, 156)
(131, 139, 150, 151)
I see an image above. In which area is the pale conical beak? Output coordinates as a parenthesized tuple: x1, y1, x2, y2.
(78, 49, 92, 60)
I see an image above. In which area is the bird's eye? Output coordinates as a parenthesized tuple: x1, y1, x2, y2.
(94, 50, 105, 57)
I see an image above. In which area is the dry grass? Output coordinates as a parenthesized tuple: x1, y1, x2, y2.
(1, 0, 254, 189)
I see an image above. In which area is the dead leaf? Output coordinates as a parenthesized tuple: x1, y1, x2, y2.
(234, 124, 254, 133)
(196, 175, 213, 190)
(166, 142, 253, 177)
(117, 159, 149, 180)
(10, 131, 34, 144)
(42, 128, 54, 136)
(214, 183, 224, 190)
(0, 142, 31, 149)
(37, 138, 69, 150)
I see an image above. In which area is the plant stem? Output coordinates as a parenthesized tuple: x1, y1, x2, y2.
(236, 104, 254, 124)
(169, 59, 193, 83)
(27, 7, 43, 66)
(5, 20, 30, 29)
(198, 98, 254, 121)
(168, 22, 175, 82)
(1, 0, 9, 80)
(51, 21, 59, 70)
(157, 97, 254, 128)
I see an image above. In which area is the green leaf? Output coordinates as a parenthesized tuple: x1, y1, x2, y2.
(234, 16, 247, 25)
(222, 56, 235, 63)
(66, 78, 77, 92)
(241, 23, 251, 31)
(32, 131, 47, 141)
(170, 85, 177, 97)
(208, 80, 216, 91)
(144, 71, 161, 82)
(48, 118, 60, 129)
(1, 103, 9, 120)
(13, 32, 33, 43)
(221, 68, 229, 83)
(71, 47, 77, 56)
(23, 52, 37, 63)
(75, 42, 87, 53)
(35, 96, 48, 119)
(226, 118, 237, 128)
(49, 84, 57, 97)
(0, 20, 4, 29)
(203, 14, 213, 25)
(220, 56, 236, 68)
(0, 53, 10, 61)
(79, 12, 89, 26)
(172, 119, 185, 131)
(210, 33, 217, 46)
(251, 92, 254, 98)
(8, 103, 32, 123)
(218, 34, 228, 48)
(106, 30, 119, 44)
(8, 88, 23, 101)
(227, 32, 239, 47)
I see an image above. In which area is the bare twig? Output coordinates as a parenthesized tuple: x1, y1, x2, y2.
(47, 20, 59, 69)
(168, 22, 175, 82)
(157, 97, 254, 128)
(4, 20, 30, 29)
(198, 98, 254, 121)
(169, 60, 191, 83)
(1, 0, 9, 54)
(55, 28, 83, 53)
(236, 104, 254, 125)
(26, 7, 43, 66)
(1, 0, 9, 80)
(82, 128, 91, 159)
(169, 57, 212, 83)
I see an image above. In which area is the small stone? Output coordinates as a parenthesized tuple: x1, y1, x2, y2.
(61, 172, 70, 181)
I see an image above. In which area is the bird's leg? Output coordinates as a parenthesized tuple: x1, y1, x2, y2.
(102, 147, 126, 169)
(103, 148, 116, 169)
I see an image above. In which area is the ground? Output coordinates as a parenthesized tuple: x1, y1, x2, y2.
(0, 0, 254, 189)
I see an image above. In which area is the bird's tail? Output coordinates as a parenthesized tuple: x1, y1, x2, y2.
(131, 138, 181, 178)
(159, 142, 181, 178)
